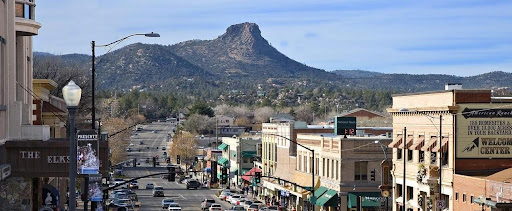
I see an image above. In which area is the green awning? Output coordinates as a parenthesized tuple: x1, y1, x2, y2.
(231, 167, 238, 174)
(347, 192, 382, 208)
(217, 157, 229, 166)
(217, 172, 222, 179)
(242, 151, 257, 158)
(316, 189, 338, 207)
(218, 143, 228, 150)
(314, 186, 329, 197)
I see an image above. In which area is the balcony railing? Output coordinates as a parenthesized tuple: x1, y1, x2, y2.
(15, 0, 36, 20)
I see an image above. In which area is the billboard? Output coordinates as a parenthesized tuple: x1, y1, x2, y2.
(335, 117, 356, 135)
(457, 104, 512, 158)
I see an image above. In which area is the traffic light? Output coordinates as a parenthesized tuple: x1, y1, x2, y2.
(254, 171, 261, 183)
(168, 166, 175, 182)
(177, 155, 181, 164)
(370, 169, 376, 181)
(153, 157, 156, 167)
(221, 168, 228, 184)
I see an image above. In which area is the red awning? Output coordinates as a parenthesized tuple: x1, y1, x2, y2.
(388, 135, 403, 148)
(242, 167, 262, 182)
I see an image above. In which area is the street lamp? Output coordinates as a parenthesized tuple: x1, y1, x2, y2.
(63, 80, 82, 211)
(91, 32, 160, 129)
(266, 133, 315, 210)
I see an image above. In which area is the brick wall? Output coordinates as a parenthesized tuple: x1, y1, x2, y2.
(453, 174, 489, 211)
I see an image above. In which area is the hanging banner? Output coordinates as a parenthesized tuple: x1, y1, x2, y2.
(457, 104, 512, 158)
(77, 130, 100, 174)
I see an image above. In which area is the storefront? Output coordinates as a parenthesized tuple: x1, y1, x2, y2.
(0, 140, 108, 210)
(346, 192, 385, 211)
(314, 186, 339, 211)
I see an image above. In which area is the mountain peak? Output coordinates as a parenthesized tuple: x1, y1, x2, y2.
(218, 22, 264, 44)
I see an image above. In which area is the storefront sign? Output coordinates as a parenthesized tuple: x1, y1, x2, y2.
(457, 104, 512, 158)
(42, 184, 60, 210)
(3, 140, 108, 177)
(0, 164, 11, 180)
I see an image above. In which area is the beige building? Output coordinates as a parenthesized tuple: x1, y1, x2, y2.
(387, 88, 512, 211)
(296, 134, 392, 211)
(218, 136, 261, 186)
(32, 79, 67, 138)
(0, 0, 43, 141)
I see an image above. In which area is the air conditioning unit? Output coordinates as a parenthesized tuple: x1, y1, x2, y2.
(0, 164, 11, 181)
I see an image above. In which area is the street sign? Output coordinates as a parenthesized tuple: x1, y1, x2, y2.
(436, 200, 445, 209)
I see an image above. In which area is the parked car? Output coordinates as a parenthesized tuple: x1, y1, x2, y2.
(186, 180, 201, 189)
(200, 198, 216, 210)
(167, 203, 181, 210)
(129, 181, 139, 189)
(161, 198, 175, 209)
(152, 186, 164, 197)
(208, 203, 222, 211)
(145, 183, 154, 189)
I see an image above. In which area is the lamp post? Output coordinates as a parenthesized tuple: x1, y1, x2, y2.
(266, 133, 315, 210)
(89, 32, 159, 211)
(91, 32, 160, 129)
(63, 81, 82, 211)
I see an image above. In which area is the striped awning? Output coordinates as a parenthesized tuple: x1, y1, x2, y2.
(388, 135, 403, 148)
(398, 136, 414, 149)
(218, 143, 228, 150)
(217, 157, 229, 166)
(432, 137, 449, 152)
(409, 136, 425, 150)
(421, 137, 438, 151)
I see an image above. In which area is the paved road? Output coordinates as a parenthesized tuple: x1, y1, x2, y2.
(117, 122, 233, 210)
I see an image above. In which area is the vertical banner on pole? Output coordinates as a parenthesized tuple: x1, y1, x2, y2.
(77, 130, 100, 174)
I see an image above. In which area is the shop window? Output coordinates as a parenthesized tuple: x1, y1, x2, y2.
(419, 151, 425, 163)
(430, 152, 437, 164)
(407, 186, 413, 200)
(397, 149, 403, 160)
(355, 161, 368, 181)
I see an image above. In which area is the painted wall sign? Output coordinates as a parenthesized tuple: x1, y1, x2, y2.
(457, 104, 512, 158)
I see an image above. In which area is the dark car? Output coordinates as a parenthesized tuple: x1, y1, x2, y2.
(186, 180, 201, 189)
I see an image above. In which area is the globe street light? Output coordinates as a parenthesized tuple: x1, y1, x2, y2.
(63, 80, 82, 211)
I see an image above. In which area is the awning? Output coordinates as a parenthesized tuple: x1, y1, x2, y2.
(231, 167, 238, 174)
(241, 168, 251, 175)
(474, 197, 498, 208)
(398, 136, 414, 149)
(242, 151, 257, 158)
(388, 135, 403, 148)
(409, 136, 425, 150)
(347, 192, 383, 208)
(314, 186, 329, 197)
(242, 167, 262, 182)
(218, 143, 228, 150)
(316, 189, 338, 207)
(217, 157, 229, 166)
(421, 137, 437, 151)
(432, 137, 449, 152)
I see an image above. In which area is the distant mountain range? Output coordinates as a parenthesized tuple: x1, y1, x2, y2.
(34, 22, 512, 93)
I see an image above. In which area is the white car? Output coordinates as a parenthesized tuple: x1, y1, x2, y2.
(162, 198, 175, 209)
(167, 202, 182, 210)
(145, 183, 154, 189)
(218, 191, 232, 200)
(209, 203, 222, 211)
(129, 143, 134, 146)
(242, 200, 253, 209)
(228, 195, 241, 204)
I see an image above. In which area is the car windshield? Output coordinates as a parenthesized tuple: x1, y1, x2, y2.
(154, 186, 164, 190)
(206, 199, 215, 203)
(164, 199, 175, 203)
(245, 201, 252, 204)
(169, 204, 180, 207)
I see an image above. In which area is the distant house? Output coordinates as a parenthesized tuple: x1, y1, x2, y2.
(339, 108, 386, 119)
(216, 115, 235, 127)
(269, 113, 295, 123)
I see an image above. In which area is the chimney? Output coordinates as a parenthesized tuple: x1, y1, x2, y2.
(445, 83, 462, 90)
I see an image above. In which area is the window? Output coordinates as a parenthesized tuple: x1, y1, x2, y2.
(396, 184, 402, 197)
(354, 161, 368, 181)
(442, 150, 448, 166)
(419, 150, 425, 163)
(407, 149, 413, 161)
(331, 159, 334, 178)
(310, 157, 313, 173)
(303, 155, 307, 173)
(407, 186, 413, 200)
(397, 149, 403, 160)
(463, 194, 466, 202)
(315, 158, 319, 175)
(322, 158, 325, 176)
(455, 192, 458, 201)
(298, 155, 302, 171)
(326, 159, 330, 178)
(431, 152, 437, 164)
(471, 196, 474, 204)
(335, 160, 339, 180)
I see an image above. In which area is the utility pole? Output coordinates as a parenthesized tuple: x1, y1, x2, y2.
(215, 116, 218, 148)
(403, 127, 407, 211)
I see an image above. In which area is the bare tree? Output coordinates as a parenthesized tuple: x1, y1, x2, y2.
(254, 106, 274, 123)
(103, 118, 130, 165)
(294, 105, 314, 124)
(183, 114, 214, 134)
(33, 55, 92, 115)
(168, 132, 197, 169)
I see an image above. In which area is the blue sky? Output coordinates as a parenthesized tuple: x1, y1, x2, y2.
(33, 0, 512, 76)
